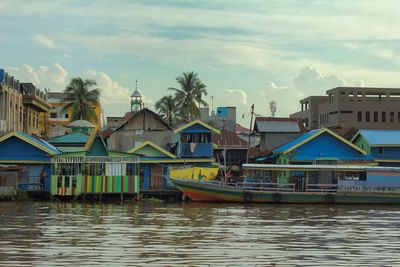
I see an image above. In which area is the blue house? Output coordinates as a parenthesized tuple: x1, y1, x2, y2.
(0, 131, 60, 191)
(352, 130, 400, 166)
(272, 128, 371, 164)
(175, 119, 220, 158)
(268, 128, 373, 185)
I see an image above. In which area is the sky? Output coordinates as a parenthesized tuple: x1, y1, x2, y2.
(1, 0, 400, 126)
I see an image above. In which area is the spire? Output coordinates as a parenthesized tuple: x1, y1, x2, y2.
(131, 79, 143, 111)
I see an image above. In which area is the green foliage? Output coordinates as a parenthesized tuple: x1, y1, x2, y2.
(155, 95, 179, 126)
(62, 77, 101, 123)
(168, 71, 208, 121)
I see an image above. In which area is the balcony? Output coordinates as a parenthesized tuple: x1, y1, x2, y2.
(180, 143, 212, 158)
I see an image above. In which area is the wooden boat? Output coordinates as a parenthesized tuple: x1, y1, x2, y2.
(170, 164, 400, 204)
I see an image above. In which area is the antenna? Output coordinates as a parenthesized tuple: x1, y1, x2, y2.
(269, 100, 277, 117)
(211, 96, 214, 113)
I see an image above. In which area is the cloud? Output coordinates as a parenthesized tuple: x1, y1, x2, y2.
(224, 89, 248, 106)
(292, 66, 347, 95)
(32, 34, 56, 49)
(261, 67, 365, 117)
(5, 63, 67, 90)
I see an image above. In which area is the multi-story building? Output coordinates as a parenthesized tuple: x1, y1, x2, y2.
(0, 69, 50, 137)
(47, 92, 102, 138)
(199, 106, 236, 131)
(291, 87, 400, 130)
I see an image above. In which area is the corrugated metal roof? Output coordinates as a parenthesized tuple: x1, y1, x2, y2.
(359, 130, 400, 146)
(273, 130, 320, 153)
(17, 132, 61, 154)
(48, 132, 89, 143)
(255, 120, 302, 133)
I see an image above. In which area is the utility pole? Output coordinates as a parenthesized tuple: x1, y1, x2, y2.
(245, 104, 255, 164)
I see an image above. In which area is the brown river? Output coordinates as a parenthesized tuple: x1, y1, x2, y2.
(0, 201, 399, 266)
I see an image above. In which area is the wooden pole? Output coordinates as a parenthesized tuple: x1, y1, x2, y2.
(245, 104, 255, 164)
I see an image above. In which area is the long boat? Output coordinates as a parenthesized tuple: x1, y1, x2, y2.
(169, 164, 400, 204)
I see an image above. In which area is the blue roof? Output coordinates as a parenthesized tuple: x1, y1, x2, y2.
(16, 131, 61, 154)
(273, 130, 320, 153)
(358, 130, 400, 146)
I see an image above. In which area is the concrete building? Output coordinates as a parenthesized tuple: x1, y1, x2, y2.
(291, 87, 400, 130)
(47, 92, 102, 138)
(199, 106, 236, 131)
(0, 70, 50, 137)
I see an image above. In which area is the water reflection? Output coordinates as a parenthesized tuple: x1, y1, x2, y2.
(0, 201, 400, 266)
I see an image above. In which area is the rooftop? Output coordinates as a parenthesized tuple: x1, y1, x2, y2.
(356, 130, 400, 146)
(254, 117, 306, 133)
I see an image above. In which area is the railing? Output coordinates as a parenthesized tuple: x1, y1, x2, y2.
(306, 184, 338, 193)
(201, 180, 296, 192)
(337, 185, 400, 193)
(17, 176, 42, 191)
(180, 143, 212, 157)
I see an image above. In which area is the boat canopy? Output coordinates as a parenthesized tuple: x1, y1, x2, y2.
(243, 164, 400, 172)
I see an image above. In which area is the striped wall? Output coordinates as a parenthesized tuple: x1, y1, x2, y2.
(50, 175, 140, 196)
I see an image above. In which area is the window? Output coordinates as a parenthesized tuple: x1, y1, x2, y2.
(366, 111, 370, 122)
(390, 112, 394, 122)
(50, 113, 57, 118)
(378, 147, 384, 155)
(398, 112, 400, 122)
(382, 112, 386, 122)
(374, 111, 378, 122)
(65, 113, 69, 119)
(340, 110, 353, 114)
(357, 111, 362, 122)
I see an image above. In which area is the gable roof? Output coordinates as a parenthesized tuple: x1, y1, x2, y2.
(126, 141, 176, 158)
(115, 108, 173, 132)
(212, 130, 248, 149)
(84, 129, 108, 152)
(0, 131, 60, 155)
(273, 128, 366, 155)
(353, 130, 400, 146)
(254, 117, 306, 133)
(174, 119, 221, 134)
(48, 132, 89, 144)
(235, 123, 250, 134)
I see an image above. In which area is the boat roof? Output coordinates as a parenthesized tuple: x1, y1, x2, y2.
(243, 164, 400, 172)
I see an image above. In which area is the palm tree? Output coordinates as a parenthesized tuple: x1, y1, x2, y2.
(62, 77, 101, 123)
(194, 80, 207, 109)
(155, 95, 179, 126)
(168, 71, 208, 121)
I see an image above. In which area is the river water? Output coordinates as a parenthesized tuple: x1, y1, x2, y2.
(0, 201, 399, 266)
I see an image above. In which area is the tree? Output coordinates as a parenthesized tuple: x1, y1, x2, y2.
(168, 71, 208, 121)
(62, 77, 101, 123)
(155, 95, 179, 126)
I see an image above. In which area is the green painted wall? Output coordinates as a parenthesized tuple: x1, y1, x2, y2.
(135, 145, 167, 157)
(354, 135, 371, 154)
(276, 154, 289, 184)
(87, 136, 109, 156)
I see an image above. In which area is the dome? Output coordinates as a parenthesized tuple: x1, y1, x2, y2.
(67, 119, 96, 128)
(131, 89, 142, 98)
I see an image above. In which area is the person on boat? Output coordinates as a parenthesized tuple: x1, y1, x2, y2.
(198, 170, 205, 183)
(39, 169, 46, 191)
(226, 168, 233, 183)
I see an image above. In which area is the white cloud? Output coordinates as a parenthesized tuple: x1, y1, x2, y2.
(260, 67, 366, 117)
(32, 34, 56, 49)
(224, 89, 248, 106)
(5, 63, 67, 90)
(292, 66, 347, 95)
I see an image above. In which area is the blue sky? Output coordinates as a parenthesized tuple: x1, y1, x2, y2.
(1, 0, 399, 125)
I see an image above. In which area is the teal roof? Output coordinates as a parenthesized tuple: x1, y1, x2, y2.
(358, 130, 400, 146)
(48, 132, 89, 144)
